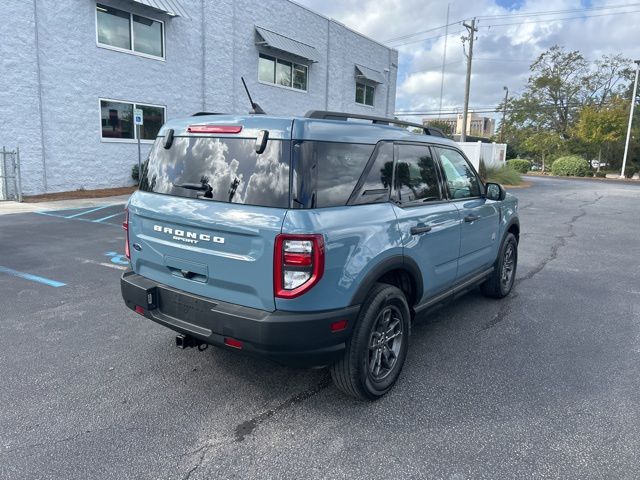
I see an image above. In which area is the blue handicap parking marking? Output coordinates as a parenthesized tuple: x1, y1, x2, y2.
(105, 251, 129, 265)
(0, 265, 66, 287)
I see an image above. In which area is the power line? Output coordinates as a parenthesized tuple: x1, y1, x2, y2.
(384, 2, 640, 44)
(387, 6, 640, 46)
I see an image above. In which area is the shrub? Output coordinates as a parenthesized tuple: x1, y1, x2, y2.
(132, 164, 139, 182)
(478, 158, 488, 182)
(594, 171, 606, 178)
(551, 155, 591, 177)
(625, 165, 638, 178)
(486, 166, 522, 185)
(507, 159, 531, 173)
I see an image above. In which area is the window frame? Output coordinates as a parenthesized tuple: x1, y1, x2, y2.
(257, 53, 308, 93)
(432, 145, 485, 201)
(98, 97, 166, 144)
(355, 82, 375, 107)
(95, 3, 166, 61)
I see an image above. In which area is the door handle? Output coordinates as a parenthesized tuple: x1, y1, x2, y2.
(410, 225, 432, 235)
(464, 214, 480, 223)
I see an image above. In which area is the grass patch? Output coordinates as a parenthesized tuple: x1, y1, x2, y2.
(486, 166, 522, 185)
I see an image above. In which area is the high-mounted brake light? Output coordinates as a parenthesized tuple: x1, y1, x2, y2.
(274, 234, 324, 299)
(187, 125, 243, 134)
(123, 208, 130, 260)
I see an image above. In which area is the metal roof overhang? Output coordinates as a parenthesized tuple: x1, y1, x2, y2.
(127, 0, 189, 18)
(255, 26, 321, 63)
(355, 64, 386, 84)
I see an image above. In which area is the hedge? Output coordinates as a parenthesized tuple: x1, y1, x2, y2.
(507, 159, 531, 173)
(550, 155, 591, 177)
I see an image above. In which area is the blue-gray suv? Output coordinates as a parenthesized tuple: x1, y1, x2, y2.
(121, 110, 519, 400)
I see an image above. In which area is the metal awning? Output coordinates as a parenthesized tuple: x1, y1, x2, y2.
(355, 64, 386, 84)
(255, 26, 321, 63)
(127, 0, 189, 18)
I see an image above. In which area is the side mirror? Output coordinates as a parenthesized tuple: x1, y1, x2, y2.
(485, 182, 506, 201)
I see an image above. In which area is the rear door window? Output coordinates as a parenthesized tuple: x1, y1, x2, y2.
(293, 141, 375, 208)
(351, 142, 394, 205)
(139, 136, 290, 208)
(393, 144, 442, 205)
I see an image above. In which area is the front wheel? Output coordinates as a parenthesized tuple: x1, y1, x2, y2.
(330, 283, 411, 400)
(481, 232, 518, 298)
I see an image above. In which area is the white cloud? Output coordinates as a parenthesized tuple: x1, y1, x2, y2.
(296, 0, 640, 121)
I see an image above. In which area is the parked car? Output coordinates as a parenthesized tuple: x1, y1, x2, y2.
(120, 110, 520, 400)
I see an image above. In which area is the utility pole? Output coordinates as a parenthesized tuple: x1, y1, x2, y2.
(460, 18, 477, 142)
(500, 86, 509, 143)
(438, 3, 450, 118)
(620, 60, 640, 179)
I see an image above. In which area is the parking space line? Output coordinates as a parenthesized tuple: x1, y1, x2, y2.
(78, 258, 128, 271)
(92, 212, 123, 223)
(65, 205, 114, 218)
(0, 266, 66, 287)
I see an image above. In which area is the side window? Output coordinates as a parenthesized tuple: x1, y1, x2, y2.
(436, 148, 482, 199)
(293, 141, 375, 208)
(352, 142, 393, 205)
(394, 144, 442, 205)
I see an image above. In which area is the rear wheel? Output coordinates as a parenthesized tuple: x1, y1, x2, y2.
(330, 283, 410, 400)
(481, 232, 518, 298)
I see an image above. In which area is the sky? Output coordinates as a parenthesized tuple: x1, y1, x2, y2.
(295, 0, 640, 124)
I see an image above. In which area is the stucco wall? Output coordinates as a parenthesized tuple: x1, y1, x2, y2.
(0, 0, 398, 195)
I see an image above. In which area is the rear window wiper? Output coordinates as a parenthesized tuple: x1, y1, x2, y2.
(174, 181, 213, 198)
(173, 182, 208, 191)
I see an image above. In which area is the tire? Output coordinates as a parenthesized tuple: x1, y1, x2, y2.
(330, 283, 411, 400)
(481, 232, 518, 299)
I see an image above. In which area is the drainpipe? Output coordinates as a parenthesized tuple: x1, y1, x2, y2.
(33, 0, 47, 192)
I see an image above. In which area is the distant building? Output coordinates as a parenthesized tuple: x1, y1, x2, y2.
(424, 112, 495, 139)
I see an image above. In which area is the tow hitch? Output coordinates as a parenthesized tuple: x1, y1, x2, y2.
(175, 334, 208, 351)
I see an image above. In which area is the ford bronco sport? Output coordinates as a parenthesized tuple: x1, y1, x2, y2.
(121, 110, 519, 400)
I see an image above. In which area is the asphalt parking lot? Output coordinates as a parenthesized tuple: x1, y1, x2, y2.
(1, 176, 639, 479)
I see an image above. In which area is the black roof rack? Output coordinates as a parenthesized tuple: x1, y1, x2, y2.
(304, 110, 447, 138)
(191, 112, 225, 116)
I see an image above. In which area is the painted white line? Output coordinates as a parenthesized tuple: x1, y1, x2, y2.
(78, 258, 128, 271)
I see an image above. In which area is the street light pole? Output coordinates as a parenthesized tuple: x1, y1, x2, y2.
(500, 86, 509, 143)
(620, 60, 640, 179)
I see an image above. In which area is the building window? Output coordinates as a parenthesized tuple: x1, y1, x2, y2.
(96, 4, 164, 59)
(258, 54, 307, 91)
(100, 99, 165, 141)
(356, 82, 375, 106)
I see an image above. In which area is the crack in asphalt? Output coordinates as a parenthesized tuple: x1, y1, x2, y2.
(481, 193, 603, 331)
(1, 426, 126, 456)
(178, 375, 332, 479)
(233, 375, 332, 442)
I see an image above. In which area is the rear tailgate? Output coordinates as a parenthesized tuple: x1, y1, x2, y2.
(128, 192, 285, 311)
(128, 116, 293, 312)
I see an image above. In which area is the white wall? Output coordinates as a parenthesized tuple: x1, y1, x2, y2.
(458, 141, 507, 170)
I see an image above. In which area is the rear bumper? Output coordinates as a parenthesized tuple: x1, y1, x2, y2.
(120, 271, 360, 367)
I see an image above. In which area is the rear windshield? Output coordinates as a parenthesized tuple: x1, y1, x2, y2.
(139, 136, 291, 208)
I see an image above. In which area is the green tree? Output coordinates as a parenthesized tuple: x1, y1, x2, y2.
(573, 96, 628, 171)
(521, 129, 564, 173)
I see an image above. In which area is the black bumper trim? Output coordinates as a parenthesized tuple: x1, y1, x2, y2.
(120, 271, 360, 367)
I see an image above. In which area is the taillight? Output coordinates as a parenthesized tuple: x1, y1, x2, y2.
(123, 208, 130, 260)
(274, 234, 324, 299)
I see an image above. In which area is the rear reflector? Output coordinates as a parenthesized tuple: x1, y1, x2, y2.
(330, 320, 348, 332)
(134, 305, 145, 315)
(224, 337, 243, 349)
(187, 125, 243, 134)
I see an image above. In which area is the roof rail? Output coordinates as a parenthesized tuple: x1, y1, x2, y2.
(192, 112, 225, 116)
(304, 110, 447, 138)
